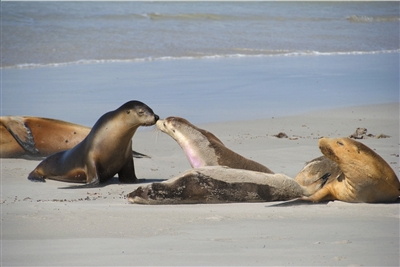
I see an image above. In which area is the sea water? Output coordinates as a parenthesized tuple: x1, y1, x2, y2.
(2, 1, 399, 68)
(1, 2, 399, 124)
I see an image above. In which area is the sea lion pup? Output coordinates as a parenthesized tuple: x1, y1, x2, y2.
(0, 116, 150, 159)
(156, 116, 274, 173)
(28, 101, 159, 186)
(128, 166, 329, 204)
(302, 137, 400, 203)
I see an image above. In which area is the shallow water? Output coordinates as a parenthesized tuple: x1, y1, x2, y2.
(2, 53, 398, 125)
(2, 1, 399, 68)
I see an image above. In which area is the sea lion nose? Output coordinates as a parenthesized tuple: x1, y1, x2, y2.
(154, 115, 160, 122)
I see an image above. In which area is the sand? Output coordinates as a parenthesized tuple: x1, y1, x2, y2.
(1, 102, 399, 266)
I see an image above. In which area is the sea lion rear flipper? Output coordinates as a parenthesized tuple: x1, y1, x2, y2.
(319, 172, 331, 188)
(132, 150, 151, 159)
(58, 179, 100, 189)
(2, 116, 39, 154)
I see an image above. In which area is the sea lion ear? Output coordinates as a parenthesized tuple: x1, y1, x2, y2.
(126, 110, 131, 114)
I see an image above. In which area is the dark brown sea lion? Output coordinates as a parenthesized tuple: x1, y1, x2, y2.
(128, 166, 329, 205)
(28, 101, 159, 186)
(301, 137, 399, 203)
(156, 117, 273, 173)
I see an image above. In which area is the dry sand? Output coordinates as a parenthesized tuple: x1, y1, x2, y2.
(1, 103, 399, 266)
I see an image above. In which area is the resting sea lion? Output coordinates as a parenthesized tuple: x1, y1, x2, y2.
(302, 137, 400, 203)
(0, 116, 90, 158)
(0, 116, 149, 159)
(128, 166, 329, 204)
(156, 117, 273, 173)
(28, 101, 159, 185)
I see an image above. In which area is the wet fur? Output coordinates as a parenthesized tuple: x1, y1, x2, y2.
(28, 101, 158, 186)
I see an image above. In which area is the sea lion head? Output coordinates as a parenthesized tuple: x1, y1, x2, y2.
(318, 137, 392, 179)
(156, 116, 198, 141)
(117, 100, 159, 127)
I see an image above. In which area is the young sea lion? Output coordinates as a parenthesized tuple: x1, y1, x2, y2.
(156, 116, 274, 173)
(28, 101, 159, 186)
(128, 166, 328, 205)
(302, 137, 399, 203)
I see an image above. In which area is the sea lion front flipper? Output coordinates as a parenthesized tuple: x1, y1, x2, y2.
(2, 116, 39, 155)
(118, 158, 138, 183)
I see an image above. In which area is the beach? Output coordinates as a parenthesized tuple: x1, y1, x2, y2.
(1, 2, 400, 266)
(1, 100, 399, 266)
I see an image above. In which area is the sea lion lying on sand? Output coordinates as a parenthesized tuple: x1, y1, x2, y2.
(156, 116, 274, 173)
(0, 116, 149, 159)
(299, 137, 399, 203)
(128, 166, 329, 205)
(28, 101, 158, 186)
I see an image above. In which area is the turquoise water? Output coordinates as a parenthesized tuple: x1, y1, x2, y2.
(2, 1, 399, 68)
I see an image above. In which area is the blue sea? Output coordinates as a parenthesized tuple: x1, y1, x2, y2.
(1, 1, 399, 124)
(2, 1, 399, 68)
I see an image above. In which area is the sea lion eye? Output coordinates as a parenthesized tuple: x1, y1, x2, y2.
(137, 110, 144, 116)
(337, 141, 344, 146)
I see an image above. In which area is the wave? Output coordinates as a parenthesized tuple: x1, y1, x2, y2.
(98, 12, 400, 23)
(4, 49, 399, 69)
(347, 15, 400, 23)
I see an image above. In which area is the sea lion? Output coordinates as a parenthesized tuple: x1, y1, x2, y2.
(295, 155, 342, 195)
(0, 116, 150, 159)
(301, 137, 400, 203)
(128, 166, 329, 204)
(28, 101, 159, 185)
(0, 116, 90, 159)
(156, 117, 274, 173)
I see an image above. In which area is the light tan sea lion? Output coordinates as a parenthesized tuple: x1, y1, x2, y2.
(0, 116, 90, 158)
(156, 117, 274, 173)
(0, 116, 150, 159)
(28, 101, 159, 186)
(302, 137, 400, 203)
(128, 166, 329, 205)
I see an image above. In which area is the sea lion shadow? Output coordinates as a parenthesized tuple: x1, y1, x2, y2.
(267, 199, 331, 207)
(58, 177, 166, 189)
(267, 198, 400, 207)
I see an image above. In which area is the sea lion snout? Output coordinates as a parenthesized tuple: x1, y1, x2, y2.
(154, 114, 160, 122)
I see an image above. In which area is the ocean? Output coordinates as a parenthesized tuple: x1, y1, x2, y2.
(1, 1, 399, 124)
(2, 1, 399, 68)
